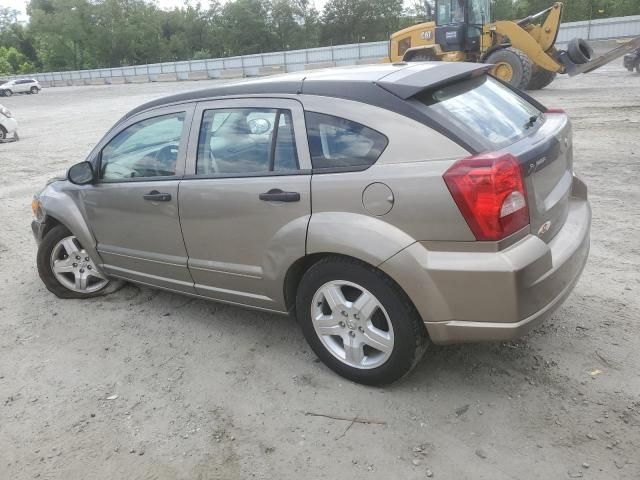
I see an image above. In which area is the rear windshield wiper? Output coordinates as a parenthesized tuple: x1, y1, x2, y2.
(524, 113, 542, 130)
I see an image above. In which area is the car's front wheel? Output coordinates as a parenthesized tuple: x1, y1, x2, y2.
(37, 224, 110, 299)
(296, 256, 428, 385)
(3, 89, 12, 97)
(30, 86, 39, 94)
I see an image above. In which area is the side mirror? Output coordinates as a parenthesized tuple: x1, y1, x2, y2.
(67, 161, 95, 185)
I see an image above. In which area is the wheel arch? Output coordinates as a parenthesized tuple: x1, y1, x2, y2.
(402, 45, 441, 62)
(41, 214, 63, 239)
(39, 187, 103, 267)
(493, 20, 563, 73)
(283, 252, 426, 328)
(284, 212, 424, 317)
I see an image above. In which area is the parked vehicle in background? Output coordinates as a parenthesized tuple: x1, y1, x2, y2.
(0, 79, 41, 96)
(623, 49, 640, 73)
(0, 104, 18, 141)
(31, 63, 591, 385)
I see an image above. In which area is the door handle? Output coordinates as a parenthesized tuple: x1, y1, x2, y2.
(143, 190, 172, 202)
(259, 189, 300, 202)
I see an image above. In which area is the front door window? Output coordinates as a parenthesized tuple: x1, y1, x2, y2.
(100, 112, 185, 180)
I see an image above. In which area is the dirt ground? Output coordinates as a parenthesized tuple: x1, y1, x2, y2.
(0, 65, 638, 480)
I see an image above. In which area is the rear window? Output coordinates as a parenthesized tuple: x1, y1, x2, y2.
(305, 112, 388, 170)
(415, 75, 542, 149)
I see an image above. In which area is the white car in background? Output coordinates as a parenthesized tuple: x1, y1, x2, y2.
(0, 105, 18, 141)
(0, 78, 41, 96)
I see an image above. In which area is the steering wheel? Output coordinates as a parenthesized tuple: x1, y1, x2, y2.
(153, 145, 179, 175)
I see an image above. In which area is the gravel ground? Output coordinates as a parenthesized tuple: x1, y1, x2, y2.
(0, 65, 639, 480)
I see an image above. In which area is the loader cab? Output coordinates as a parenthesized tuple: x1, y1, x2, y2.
(435, 0, 490, 53)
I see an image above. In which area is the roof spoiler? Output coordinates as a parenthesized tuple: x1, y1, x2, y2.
(375, 62, 492, 99)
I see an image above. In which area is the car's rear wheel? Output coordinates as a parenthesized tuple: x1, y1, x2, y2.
(30, 86, 38, 94)
(296, 256, 428, 385)
(0, 126, 6, 141)
(37, 224, 110, 299)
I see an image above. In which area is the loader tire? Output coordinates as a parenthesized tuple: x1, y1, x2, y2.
(567, 38, 593, 65)
(486, 48, 533, 90)
(526, 67, 557, 90)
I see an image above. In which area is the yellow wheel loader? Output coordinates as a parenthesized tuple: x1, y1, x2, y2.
(389, 0, 640, 90)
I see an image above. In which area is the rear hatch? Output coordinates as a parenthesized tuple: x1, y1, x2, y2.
(505, 111, 573, 242)
(413, 74, 573, 243)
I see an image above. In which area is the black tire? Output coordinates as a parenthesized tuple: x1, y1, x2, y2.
(3, 89, 11, 97)
(0, 125, 6, 141)
(485, 47, 533, 90)
(37, 224, 110, 299)
(296, 256, 428, 385)
(526, 67, 557, 90)
(567, 38, 593, 65)
(636, 63, 640, 74)
(30, 86, 38, 94)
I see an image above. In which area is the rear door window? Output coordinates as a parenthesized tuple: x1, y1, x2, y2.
(415, 75, 542, 149)
(305, 112, 388, 171)
(196, 108, 299, 176)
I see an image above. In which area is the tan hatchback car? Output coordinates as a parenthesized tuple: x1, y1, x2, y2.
(32, 63, 591, 384)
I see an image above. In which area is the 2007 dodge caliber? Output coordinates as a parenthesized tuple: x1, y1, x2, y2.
(31, 63, 591, 385)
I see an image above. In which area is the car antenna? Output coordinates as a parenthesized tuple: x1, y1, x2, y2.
(297, 76, 307, 95)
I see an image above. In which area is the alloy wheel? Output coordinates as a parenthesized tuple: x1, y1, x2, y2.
(311, 280, 394, 369)
(50, 235, 108, 293)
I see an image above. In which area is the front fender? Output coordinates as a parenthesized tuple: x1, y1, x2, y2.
(39, 182, 103, 270)
(306, 212, 416, 267)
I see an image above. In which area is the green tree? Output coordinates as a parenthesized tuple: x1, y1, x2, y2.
(321, 0, 403, 45)
(221, 0, 277, 55)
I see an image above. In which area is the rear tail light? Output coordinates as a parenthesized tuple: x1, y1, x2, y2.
(443, 153, 529, 241)
(545, 108, 566, 114)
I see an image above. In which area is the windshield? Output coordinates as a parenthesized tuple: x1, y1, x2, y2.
(437, 0, 490, 25)
(437, 0, 465, 24)
(468, 0, 490, 24)
(415, 75, 542, 149)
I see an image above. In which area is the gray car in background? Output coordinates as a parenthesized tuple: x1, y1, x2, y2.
(31, 63, 591, 384)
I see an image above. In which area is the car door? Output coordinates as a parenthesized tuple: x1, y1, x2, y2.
(16, 80, 28, 93)
(179, 98, 312, 311)
(80, 104, 197, 293)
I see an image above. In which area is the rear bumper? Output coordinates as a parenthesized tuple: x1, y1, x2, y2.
(380, 182, 591, 345)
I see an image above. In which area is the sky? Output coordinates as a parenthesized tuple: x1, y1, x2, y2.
(1, 0, 336, 21)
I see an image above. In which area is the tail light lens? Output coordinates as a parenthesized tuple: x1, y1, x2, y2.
(443, 153, 529, 241)
(545, 108, 566, 114)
